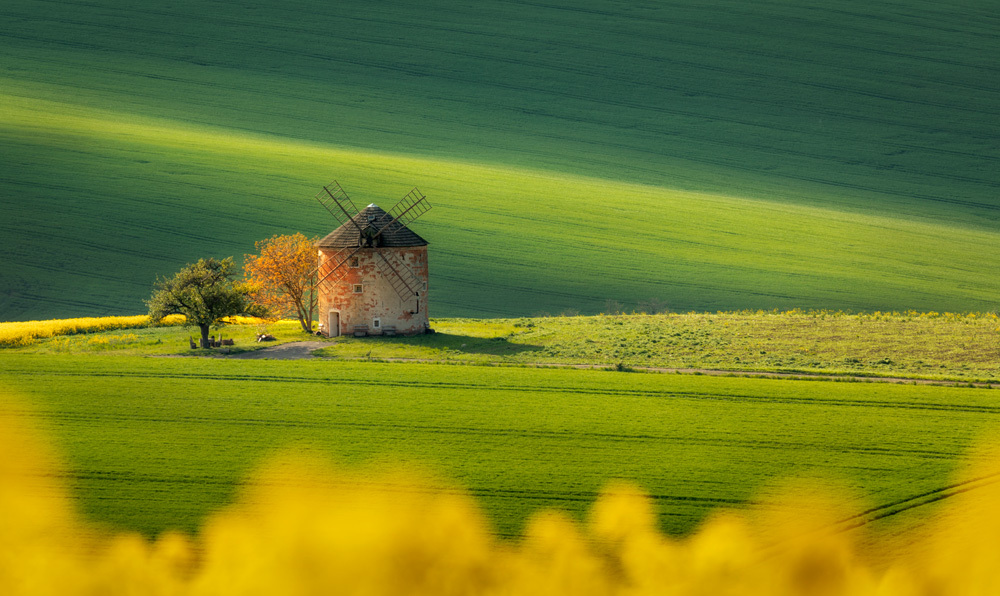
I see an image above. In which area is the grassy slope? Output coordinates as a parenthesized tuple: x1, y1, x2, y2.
(331, 312, 1000, 382)
(1, 0, 999, 320)
(3, 353, 999, 540)
(2, 100, 999, 321)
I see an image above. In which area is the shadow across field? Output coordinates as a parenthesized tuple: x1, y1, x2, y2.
(314, 332, 543, 360)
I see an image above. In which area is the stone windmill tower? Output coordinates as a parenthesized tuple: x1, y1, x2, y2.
(314, 181, 431, 337)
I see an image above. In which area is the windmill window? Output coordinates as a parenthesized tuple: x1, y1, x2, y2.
(373, 318, 381, 329)
(353, 284, 363, 294)
(350, 257, 360, 268)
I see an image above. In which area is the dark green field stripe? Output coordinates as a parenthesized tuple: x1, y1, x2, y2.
(8, 40, 999, 220)
(608, 0, 1000, 73)
(498, 2, 1000, 116)
(12, 5, 998, 148)
(5, 7, 992, 157)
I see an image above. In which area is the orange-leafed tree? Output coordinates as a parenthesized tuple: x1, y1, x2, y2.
(243, 233, 318, 333)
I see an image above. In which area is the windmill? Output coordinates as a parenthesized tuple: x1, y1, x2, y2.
(313, 181, 432, 337)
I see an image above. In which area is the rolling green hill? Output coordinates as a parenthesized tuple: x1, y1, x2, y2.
(2, 0, 999, 320)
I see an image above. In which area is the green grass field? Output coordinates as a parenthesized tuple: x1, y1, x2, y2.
(4, 3, 1000, 583)
(320, 311, 1000, 382)
(3, 352, 999, 541)
(2, 0, 999, 320)
(9, 311, 1000, 382)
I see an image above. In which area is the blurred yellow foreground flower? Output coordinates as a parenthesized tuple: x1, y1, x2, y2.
(3, 391, 1000, 595)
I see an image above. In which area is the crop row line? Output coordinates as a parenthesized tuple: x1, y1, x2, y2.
(6, 366, 999, 415)
(34, 409, 958, 461)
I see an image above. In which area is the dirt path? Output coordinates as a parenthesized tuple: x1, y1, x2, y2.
(225, 341, 329, 360)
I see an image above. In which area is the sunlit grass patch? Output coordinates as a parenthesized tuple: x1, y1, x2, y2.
(313, 311, 1000, 382)
(3, 90, 1000, 322)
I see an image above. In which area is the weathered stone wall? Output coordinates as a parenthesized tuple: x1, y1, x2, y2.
(317, 246, 429, 336)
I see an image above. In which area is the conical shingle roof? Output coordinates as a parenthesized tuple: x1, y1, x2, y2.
(316, 204, 428, 248)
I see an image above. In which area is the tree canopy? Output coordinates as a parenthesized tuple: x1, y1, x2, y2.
(243, 233, 318, 333)
(147, 257, 264, 347)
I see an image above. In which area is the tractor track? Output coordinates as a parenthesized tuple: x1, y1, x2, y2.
(758, 468, 1000, 558)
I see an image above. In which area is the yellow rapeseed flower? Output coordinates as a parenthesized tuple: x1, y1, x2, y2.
(0, 314, 185, 347)
(4, 393, 1000, 595)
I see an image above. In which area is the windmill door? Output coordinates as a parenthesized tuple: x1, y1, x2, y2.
(328, 311, 341, 337)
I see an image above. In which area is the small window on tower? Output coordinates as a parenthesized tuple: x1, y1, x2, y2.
(373, 318, 381, 329)
(350, 257, 360, 268)
(353, 284, 363, 294)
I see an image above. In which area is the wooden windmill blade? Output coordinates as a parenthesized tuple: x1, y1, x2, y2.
(315, 245, 363, 290)
(315, 180, 365, 234)
(371, 187, 431, 240)
(374, 251, 422, 300)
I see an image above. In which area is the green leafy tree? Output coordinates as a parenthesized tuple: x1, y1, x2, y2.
(147, 257, 265, 348)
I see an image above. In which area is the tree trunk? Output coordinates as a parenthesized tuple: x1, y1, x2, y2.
(296, 289, 315, 333)
(297, 313, 312, 333)
(199, 324, 211, 348)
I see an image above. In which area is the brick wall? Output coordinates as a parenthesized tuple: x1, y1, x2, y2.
(317, 246, 429, 336)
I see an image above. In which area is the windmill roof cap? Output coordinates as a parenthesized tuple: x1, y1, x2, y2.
(316, 204, 428, 248)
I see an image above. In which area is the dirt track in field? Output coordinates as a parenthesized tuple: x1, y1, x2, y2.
(224, 341, 328, 360)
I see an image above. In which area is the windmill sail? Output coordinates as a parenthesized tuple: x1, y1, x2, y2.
(375, 251, 422, 300)
(315, 245, 363, 290)
(315, 181, 363, 233)
(372, 188, 431, 239)
(313, 179, 431, 337)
